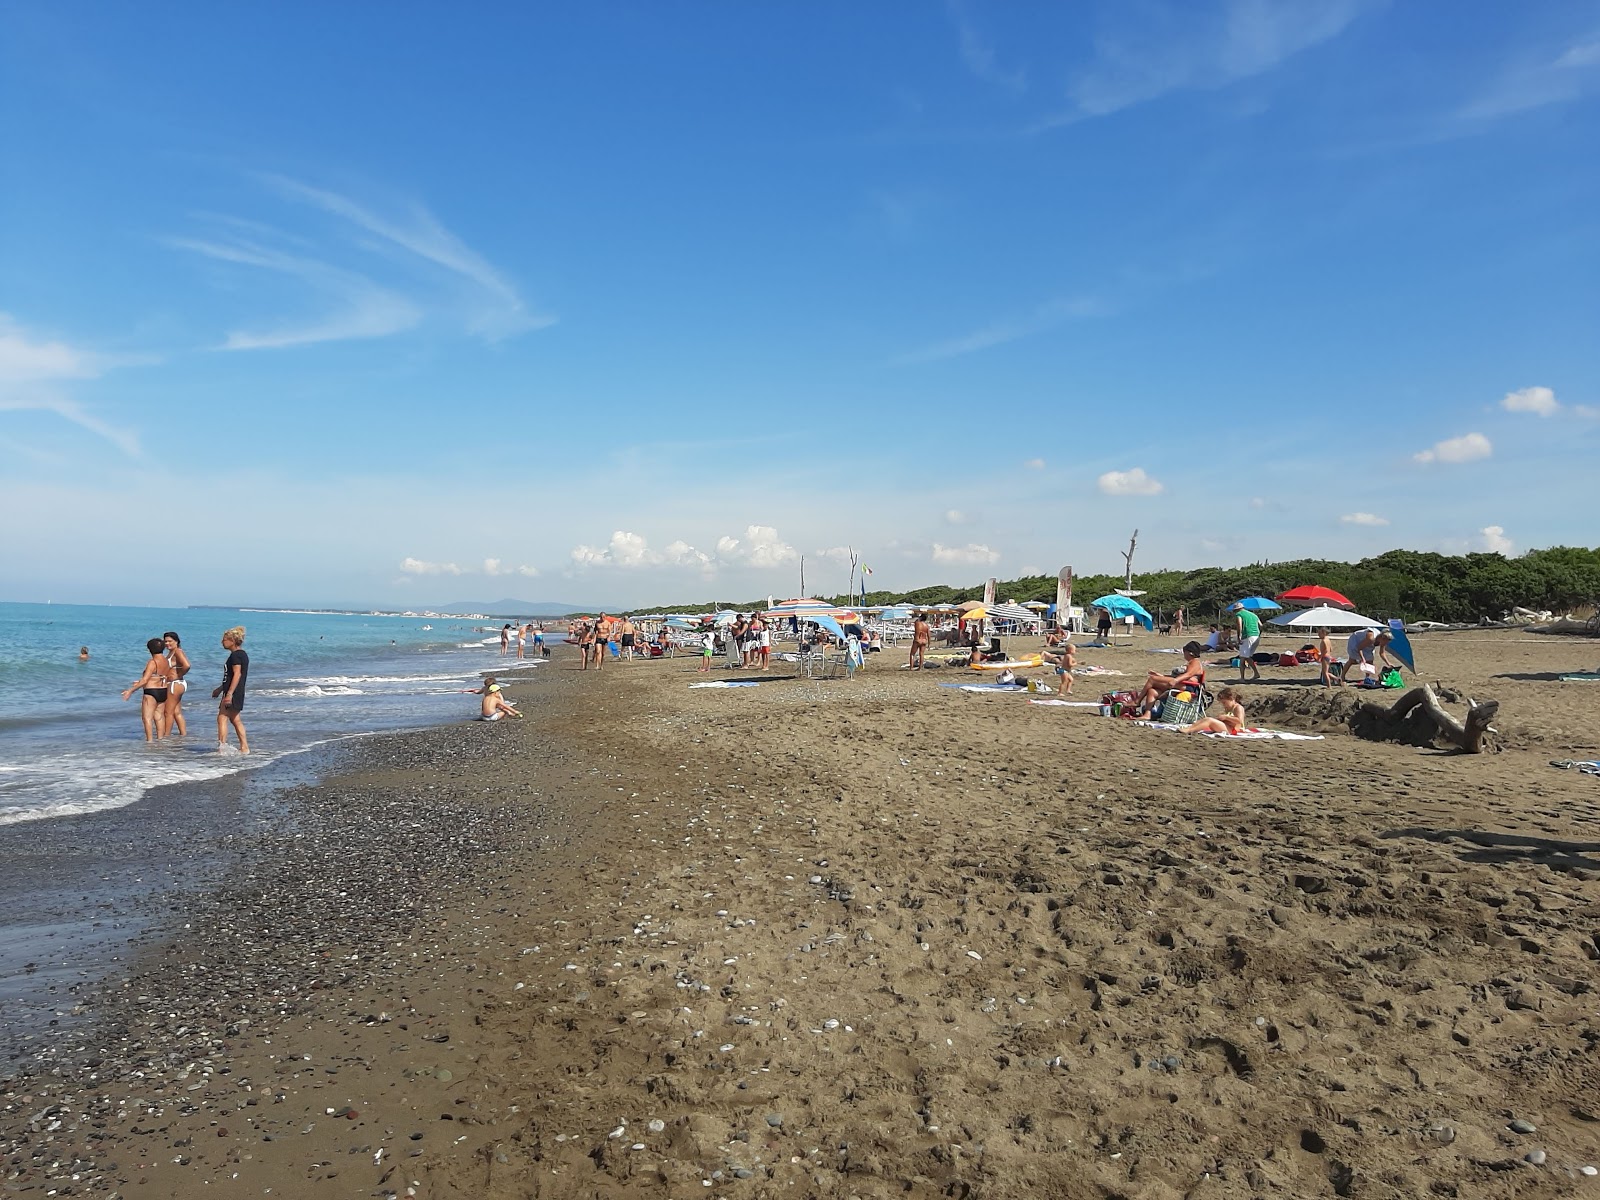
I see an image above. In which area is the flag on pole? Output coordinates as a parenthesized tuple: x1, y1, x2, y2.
(862, 564, 873, 575)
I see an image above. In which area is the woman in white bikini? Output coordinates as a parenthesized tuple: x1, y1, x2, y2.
(162, 631, 191, 736)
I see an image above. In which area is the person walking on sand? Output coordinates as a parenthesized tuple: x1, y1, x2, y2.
(1316, 627, 1335, 689)
(578, 620, 597, 670)
(1234, 604, 1263, 682)
(515, 623, 526, 660)
(1174, 607, 1185, 638)
(619, 616, 637, 662)
(699, 627, 715, 673)
(910, 612, 930, 670)
(500, 624, 511, 657)
(121, 637, 173, 742)
(212, 626, 249, 754)
(162, 631, 191, 736)
(593, 613, 614, 671)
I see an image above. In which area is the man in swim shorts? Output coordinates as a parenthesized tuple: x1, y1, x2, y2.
(1234, 605, 1262, 681)
(619, 616, 637, 661)
(1338, 628, 1393, 686)
(910, 613, 930, 670)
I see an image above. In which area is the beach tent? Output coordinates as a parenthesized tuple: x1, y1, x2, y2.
(1386, 618, 1416, 672)
(1276, 585, 1355, 610)
(1090, 594, 1154, 630)
(1268, 605, 1381, 630)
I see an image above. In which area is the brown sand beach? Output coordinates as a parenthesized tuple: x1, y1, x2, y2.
(5, 630, 1600, 1199)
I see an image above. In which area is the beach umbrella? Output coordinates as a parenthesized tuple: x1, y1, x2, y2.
(1090, 594, 1154, 631)
(1386, 618, 1416, 672)
(1229, 596, 1283, 612)
(957, 600, 985, 612)
(665, 617, 699, 629)
(710, 610, 741, 626)
(1276, 585, 1355, 609)
(767, 598, 859, 619)
(988, 601, 1041, 623)
(878, 606, 914, 620)
(962, 605, 988, 622)
(1267, 605, 1381, 630)
(1022, 600, 1049, 610)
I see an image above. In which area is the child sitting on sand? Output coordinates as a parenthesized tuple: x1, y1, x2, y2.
(1181, 687, 1246, 735)
(464, 676, 521, 721)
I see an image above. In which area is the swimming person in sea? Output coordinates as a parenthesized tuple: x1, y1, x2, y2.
(212, 625, 249, 754)
(162, 631, 191, 736)
(121, 637, 173, 741)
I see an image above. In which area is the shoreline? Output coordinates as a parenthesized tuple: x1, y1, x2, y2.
(5, 633, 1600, 1198)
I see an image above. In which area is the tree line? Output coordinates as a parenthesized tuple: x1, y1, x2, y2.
(643, 546, 1600, 624)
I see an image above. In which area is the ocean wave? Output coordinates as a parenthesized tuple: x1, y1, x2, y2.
(281, 673, 465, 686)
(255, 685, 365, 698)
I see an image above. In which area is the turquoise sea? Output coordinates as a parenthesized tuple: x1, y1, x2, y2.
(0, 601, 543, 826)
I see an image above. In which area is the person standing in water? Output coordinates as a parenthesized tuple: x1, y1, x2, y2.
(162, 631, 191, 736)
(212, 625, 249, 754)
(121, 637, 172, 741)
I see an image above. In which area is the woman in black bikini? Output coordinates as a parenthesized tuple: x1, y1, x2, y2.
(121, 637, 172, 742)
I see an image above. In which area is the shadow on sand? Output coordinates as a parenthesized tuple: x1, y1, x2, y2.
(1381, 827, 1600, 873)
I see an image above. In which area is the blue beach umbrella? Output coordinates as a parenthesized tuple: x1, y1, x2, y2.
(1089, 594, 1154, 631)
(878, 607, 914, 621)
(809, 614, 847, 640)
(1229, 596, 1282, 612)
(1386, 618, 1416, 672)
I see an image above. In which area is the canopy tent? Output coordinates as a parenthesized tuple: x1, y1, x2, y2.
(1229, 596, 1282, 612)
(1276, 585, 1355, 610)
(1090, 594, 1154, 631)
(1268, 605, 1381, 630)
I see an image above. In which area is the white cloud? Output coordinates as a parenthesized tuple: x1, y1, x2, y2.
(1575, 404, 1600, 419)
(1501, 385, 1559, 417)
(932, 542, 1000, 566)
(1340, 512, 1389, 527)
(400, 556, 463, 576)
(483, 558, 537, 577)
(715, 525, 798, 568)
(1098, 467, 1164, 496)
(952, 3, 1026, 92)
(815, 546, 854, 562)
(1478, 525, 1513, 554)
(1024, 457, 1046, 470)
(1413, 431, 1492, 464)
(661, 540, 712, 569)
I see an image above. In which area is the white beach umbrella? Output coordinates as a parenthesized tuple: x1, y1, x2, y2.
(1268, 605, 1382, 630)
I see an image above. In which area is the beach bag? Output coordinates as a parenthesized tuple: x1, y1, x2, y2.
(1278, 653, 1299, 667)
(1380, 667, 1405, 688)
(1155, 684, 1211, 726)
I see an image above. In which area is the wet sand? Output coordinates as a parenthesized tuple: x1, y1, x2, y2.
(4, 631, 1600, 1199)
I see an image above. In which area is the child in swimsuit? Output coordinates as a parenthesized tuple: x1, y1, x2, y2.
(1182, 687, 1246, 735)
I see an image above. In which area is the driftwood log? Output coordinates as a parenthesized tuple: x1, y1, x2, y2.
(1353, 684, 1500, 753)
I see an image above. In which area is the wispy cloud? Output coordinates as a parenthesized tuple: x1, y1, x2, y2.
(400, 557, 463, 576)
(569, 526, 798, 573)
(894, 295, 1106, 364)
(261, 174, 551, 339)
(172, 174, 552, 351)
(949, 1, 1026, 92)
(0, 315, 143, 456)
(1461, 32, 1600, 120)
(931, 542, 1000, 566)
(1037, 0, 1370, 127)
(169, 236, 421, 350)
(400, 555, 535, 578)
(1413, 432, 1492, 465)
(1340, 512, 1389, 527)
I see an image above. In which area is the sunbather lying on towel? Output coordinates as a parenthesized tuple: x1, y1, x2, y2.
(1180, 687, 1245, 735)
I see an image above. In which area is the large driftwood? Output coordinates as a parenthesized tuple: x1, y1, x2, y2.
(1355, 684, 1500, 753)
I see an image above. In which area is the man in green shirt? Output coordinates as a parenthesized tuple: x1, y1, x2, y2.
(1234, 605, 1263, 681)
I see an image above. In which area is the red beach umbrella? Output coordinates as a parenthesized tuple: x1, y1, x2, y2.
(1276, 585, 1355, 610)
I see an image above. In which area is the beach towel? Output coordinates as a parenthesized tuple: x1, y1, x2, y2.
(940, 682, 1025, 692)
(970, 655, 1043, 671)
(1559, 672, 1600, 683)
(1134, 723, 1325, 741)
(1027, 699, 1103, 707)
(689, 680, 760, 688)
(1549, 759, 1600, 775)
(1073, 664, 1126, 677)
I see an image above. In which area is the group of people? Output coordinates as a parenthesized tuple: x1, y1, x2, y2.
(120, 626, 249, 753)
(499, 622, 546, 659)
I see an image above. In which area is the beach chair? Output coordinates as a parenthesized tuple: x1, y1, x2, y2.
(1154, 682, 1212, 725)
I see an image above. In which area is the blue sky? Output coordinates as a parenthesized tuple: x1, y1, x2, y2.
(2, 1, 1596, 608)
